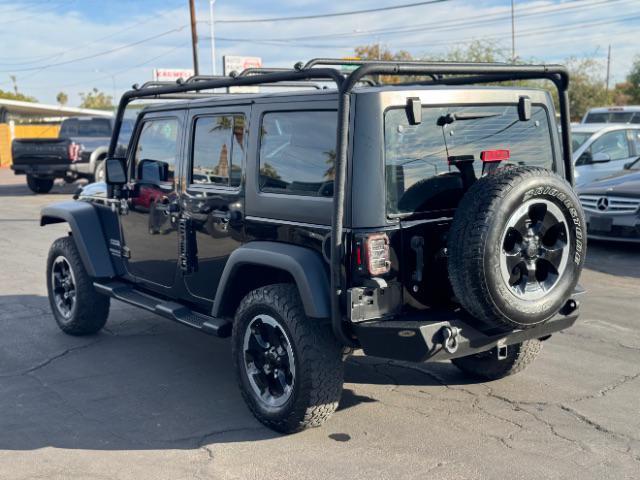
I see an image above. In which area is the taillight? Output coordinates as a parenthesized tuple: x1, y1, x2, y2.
(480, 149, 510, 162)
(68, 142, 82, 162)
(365, 233, 391, 276)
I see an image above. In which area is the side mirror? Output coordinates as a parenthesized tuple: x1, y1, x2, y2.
(105, 157, 127, 185)
(591, 152, 611, 163)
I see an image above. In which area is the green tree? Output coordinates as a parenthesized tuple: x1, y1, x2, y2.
(56, 91, 68, 106)
(0, 89, 37, 102)
(621, 55, 640, 104)
(0, 75, 37, 102)
(79, 88, 113, 109)
(563, 56, 610, 120)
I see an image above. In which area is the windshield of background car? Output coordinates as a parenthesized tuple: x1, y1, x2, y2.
(60, 118, 112, 137)
(571, 131, 593, 151)
(584, 111, 640, 123)
(385, 104, 554, 215)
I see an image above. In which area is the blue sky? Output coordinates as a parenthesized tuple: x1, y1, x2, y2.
(0, 0, 637, 106)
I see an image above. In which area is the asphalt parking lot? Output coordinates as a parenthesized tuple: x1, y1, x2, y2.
(0, 169, 639, 480)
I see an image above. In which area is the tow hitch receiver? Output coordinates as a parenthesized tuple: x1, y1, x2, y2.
(353, 301, 579, 363)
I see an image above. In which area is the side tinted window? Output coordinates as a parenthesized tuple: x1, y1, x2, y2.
(259, 111, 336, 197)
(134, 118, 180, 183)
(590, 130, 629, 160)
(191, 115, 244, 187)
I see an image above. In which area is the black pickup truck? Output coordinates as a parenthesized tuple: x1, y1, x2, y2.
(11, 117, 132, 193)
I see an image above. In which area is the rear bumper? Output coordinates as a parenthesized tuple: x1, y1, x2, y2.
(354, 300, 579, 363)
(11, 161, 91, 178)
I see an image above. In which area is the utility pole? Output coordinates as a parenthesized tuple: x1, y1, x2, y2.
(605, 44, 612, 95)
(189, 0, 199, 76)
(209, 0, 216, 75)
(510, 0, 516, 63)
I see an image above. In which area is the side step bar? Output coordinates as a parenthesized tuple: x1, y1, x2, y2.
(94, 281, 231, 338)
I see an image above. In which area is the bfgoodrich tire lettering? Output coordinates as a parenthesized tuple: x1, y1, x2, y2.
(232, 284, 344, 433)
(448, 167, 585, 330)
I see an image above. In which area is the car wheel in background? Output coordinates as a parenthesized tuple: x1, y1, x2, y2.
(26, 175, 54, 194)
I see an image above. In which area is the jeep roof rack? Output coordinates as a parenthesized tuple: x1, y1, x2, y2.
(108, 58, 573, 347)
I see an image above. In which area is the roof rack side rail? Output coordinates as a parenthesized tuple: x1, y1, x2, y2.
(301, 58, 437, 82)
(237, 67, 291, 77)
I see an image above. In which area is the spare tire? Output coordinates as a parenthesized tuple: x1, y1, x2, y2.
(447, 166, 585, 331)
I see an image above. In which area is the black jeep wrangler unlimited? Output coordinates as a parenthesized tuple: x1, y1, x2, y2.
(41, 59, 585, 433)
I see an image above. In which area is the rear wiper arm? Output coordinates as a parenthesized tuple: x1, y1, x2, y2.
(437, 112, 501, 126)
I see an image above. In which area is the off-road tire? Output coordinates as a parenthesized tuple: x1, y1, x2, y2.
(26, 175, 54, 194)
(232, 284, 344, 433)
(448, 167, 585, 331)
(451, 340, 542, 380)
(46, 236, 110, 335)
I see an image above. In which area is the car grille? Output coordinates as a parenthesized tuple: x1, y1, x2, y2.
(579, 195, 640, 214)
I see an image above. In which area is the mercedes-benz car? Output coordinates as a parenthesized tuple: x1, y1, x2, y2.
(572, 123, 640, 187)
(579, 157, 640, 243)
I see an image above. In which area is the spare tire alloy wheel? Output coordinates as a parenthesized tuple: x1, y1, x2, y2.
(243, 314, 296, 409)
(500, 199, 569, 300)
(448, 167, 586, 331)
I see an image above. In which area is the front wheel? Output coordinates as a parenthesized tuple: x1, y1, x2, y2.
(26, 175, 54, 194)
(46, 236, 110, 335)
(94, 159, 106, 182)
(232, 284, 344, 433)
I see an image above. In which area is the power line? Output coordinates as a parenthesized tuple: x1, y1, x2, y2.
(0, 25, 187, 73)
(212, 0, 622, 44)
(210, 10, 640, 51)
(215, 0, 450, 24)
(0, 1, 185, 66)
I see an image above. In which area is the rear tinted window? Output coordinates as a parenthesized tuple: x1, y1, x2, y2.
(259, 111, 336, 197)
(191, 115, 244, 187)
(584, 111, 637, 124)
(60, 118, 112, 137)
(385, 104, 554, 215)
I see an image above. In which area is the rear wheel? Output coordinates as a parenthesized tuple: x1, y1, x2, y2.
(232, 284, 344, 433)
(448, 167, 585, 331)
(26, 175, 54, 194)
(46, 236, 110, 335)
(451, 340, 542, 380)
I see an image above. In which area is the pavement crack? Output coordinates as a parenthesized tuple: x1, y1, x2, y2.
(570, 372, 640, 403)
(0, 340, 102, 378)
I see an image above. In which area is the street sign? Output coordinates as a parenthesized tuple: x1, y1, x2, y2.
(222, 55, 262, 76)
(152, 68, 195, 82)
(223, 56, 263, 93)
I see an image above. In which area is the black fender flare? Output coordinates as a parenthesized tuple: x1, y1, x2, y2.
(212, 241, 331, 319)
(40, 201, 115, 278)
